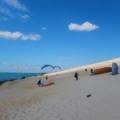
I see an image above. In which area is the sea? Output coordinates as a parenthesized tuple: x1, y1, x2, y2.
(0, 72, 41, 82)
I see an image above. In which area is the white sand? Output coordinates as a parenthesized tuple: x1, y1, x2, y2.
(0, 58, 120, 120)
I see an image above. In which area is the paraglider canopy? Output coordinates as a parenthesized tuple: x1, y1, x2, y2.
(41, 65, 54, 70)
(53, 66, 61, 70)
(41, 64, 61, 71)
(111, 62, 118, 75)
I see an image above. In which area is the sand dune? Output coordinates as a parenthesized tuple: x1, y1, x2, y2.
(0, 58, 120, 120)
(45, 58, 120, 76)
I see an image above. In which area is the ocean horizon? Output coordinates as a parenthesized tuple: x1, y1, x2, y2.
(0, 72, 42, 82)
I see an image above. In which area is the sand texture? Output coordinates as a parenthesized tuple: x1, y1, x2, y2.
(0, 58, 120, 120)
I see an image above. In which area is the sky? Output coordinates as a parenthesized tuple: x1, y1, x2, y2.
(0, 0, 120, 73)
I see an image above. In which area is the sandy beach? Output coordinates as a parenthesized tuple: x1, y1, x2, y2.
(0, 58, 120, 120)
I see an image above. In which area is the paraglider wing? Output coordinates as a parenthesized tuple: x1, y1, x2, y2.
(112, 62, 118, 75)
(41, 65, 54, 70)
(53, 66, 61, 70)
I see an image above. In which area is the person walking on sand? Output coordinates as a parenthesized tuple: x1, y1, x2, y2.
(74, 71, 79, 80)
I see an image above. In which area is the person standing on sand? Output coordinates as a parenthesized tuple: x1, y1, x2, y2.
(46, 76, 48, 80)
(74, 72, 79, 80)
(91, 68, 93, 73)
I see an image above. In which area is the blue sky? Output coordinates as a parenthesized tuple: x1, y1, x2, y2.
(0, 0, 120, 73)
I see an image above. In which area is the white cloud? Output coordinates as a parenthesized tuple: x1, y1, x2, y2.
(21, 34, 41, 41)
(0, 1, 29, 19)
(68, 21, 99, 31)
(4, 0, 27, 11)
(19, 14, 29, 19)
(0, 31, 41, 41)
(0, 31, 22, 39)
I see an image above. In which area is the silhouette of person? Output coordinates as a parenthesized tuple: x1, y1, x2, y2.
(74, 72, 79, 80)
(46, 76, 48, 80)
(91, 69, 93, 73)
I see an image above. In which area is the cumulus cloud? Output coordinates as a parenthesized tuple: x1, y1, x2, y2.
(0, 31, 41, 41)
(4, 0, 27, 11)
(68, 21, 99, 31)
